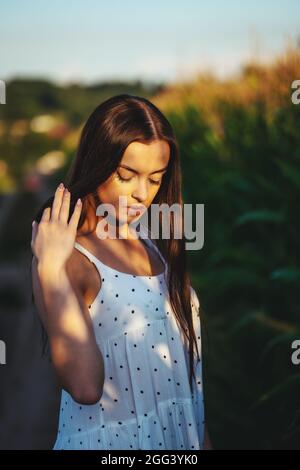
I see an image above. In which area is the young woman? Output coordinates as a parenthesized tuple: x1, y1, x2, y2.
(30, 94, 212, 450)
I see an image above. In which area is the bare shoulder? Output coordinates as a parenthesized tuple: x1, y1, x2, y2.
(31, 244, 102, 323)
(31, 249, 88, 323)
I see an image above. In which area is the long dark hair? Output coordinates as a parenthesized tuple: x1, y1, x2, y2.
(30, 94, 201, 392)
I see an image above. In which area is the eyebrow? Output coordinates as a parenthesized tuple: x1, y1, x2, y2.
(119, 164, 168, 174)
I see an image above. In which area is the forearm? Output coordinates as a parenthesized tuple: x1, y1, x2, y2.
(37, 262, 104, 404)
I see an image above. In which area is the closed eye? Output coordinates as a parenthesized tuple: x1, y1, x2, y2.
(116, 173, 162, 185)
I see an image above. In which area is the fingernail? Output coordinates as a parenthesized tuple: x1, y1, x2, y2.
(58, 183, 64, 190)
(76, 198, 81, 206)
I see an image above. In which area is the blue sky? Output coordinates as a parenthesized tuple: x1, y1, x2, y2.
(1, 0, 299, 84)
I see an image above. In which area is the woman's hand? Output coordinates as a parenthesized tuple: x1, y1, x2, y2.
(31, 183, 82, 272)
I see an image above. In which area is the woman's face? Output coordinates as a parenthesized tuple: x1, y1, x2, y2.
(96, 139, 170, 227)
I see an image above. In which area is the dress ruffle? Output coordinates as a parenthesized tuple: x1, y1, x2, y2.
(53, 397, 204, 450)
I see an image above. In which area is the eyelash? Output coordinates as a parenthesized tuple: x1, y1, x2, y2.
(116, 173, 162, 185)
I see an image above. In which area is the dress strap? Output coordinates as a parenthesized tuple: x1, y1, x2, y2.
(74, 242, 102, 266)
(144, 237, 166, 266)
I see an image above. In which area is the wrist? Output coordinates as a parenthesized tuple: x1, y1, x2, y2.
(37, 260, 65, 283)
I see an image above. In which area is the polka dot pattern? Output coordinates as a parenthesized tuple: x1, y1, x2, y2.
(52, 237, 205, 450)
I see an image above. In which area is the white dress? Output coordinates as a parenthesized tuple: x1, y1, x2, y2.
(52, 235, 205, 450)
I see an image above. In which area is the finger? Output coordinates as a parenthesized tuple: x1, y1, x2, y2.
(69, 198, 82, 231)
(41, 207, 51, 222)
(58, 188, 71, 224)
(51, 183, 65, 221)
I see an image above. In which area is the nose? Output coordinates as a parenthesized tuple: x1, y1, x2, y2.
(132, 177, 149, 203)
